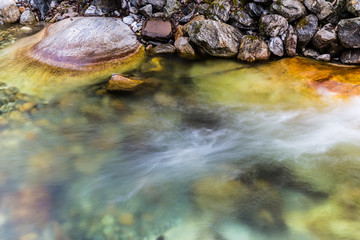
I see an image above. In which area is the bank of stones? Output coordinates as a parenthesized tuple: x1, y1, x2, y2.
(2, 0, 360, 64)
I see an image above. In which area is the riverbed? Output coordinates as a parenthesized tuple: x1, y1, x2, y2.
(1, 24, 360, 240)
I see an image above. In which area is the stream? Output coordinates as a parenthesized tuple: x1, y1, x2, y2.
(1, 24, 360, 240)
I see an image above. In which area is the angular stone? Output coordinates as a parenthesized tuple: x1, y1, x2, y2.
(316, 54, 331, 61)
(259, 14, 288, 37)
(295, 14, 318, 47)
(142, 19, 173, 41)
(303, 0, 333, 20)
(29, 17, 142, 70)
(229, 8, 255, 29)
(347, 0, 360, 16)
(247, 2, 268, 19)
(303, 48, 320, 59)
(140, 4, 152, 17)
(174, 36, 196, 58)
(164, 0, 180, 17)
(138, 0, 166, 11)
(20, 10, 36, 25)
(337, 17, 360, 48)
(107, 74, 144, 91)
(206, 0, 231, 22)
(238, 35, 270, 62)
(0, 0, 20, 24)
(285, 25, 297, 57)
(341, 49, 360, 64)
(150, 44, 176, 54)
(269, 36, 284, 57)
(312, 24, 337, 50)
(270, 0, 307, 22)
(186, 19, 242, 57)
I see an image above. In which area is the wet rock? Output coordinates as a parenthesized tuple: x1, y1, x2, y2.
(347, 0, 360, 16)
(0, 0, 20, 24)
(174, 36, 196, 58)
(19, 10, 36, 25)
(138, 0, 166, 12)
(142, 19, 173, 41)
(303, 0, 333, 20)
(164, 0, 180, 17)
(259, 14, 288, 37)
(312, 24, 337, 50)
(150, 44, 176, 54)
(270, 0, 307, 22)
(229, 8, 255, 29)
(206, 0, 231, 22)
(185, 19, 242, 57)
(285, 25, 297, 57)
(295, 14, 318, 47)
(29, 17, 142, 70)
(337, 17, 360, 48)
(269, 36, 284, 57)
(303, 48, 320, 58)
(316, 53, 331, 61)
(118, 212, 135, 226)
(341, 49, 360, 64)
(238, 35, 270, 62)
(247, 2, 268, 19)
(107, 74, 144, 92)
(29, 0, 54, 19)
(140, 4, 152, 17)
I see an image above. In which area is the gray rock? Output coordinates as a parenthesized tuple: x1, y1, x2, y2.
(303, 48, 320, 58)
(347, 0, 360, 16)
(206, 0, 231, 22)
(92, 0, 118, 15)
(164, 0, 180, 17)
(295, 14, 318, 47)
(174, 36, 196, 58)
(150, 44, 176, 54)
(316, 53, 331, 61)
(269, 36, 284, 57)
(303, 0, 333, 20)
(29, 0, 52, 19)
(270, 0, 307, 22)
(341, 49, 360, 64)
(238, 35, 270, 62)
(129, 6, 139, 14)
(140, 4, 152, 17)
(198, 3, 209, 15)
(186, 19, 242, 57)
(253, 0, 272, 4)
(85, 5, 106, 16)
(230, 8, 255, 29)
(0, 0, 20, 23)
(29, 17, 141, 70)
(259, 14, 288, 37)
(138, 0, 166, 11)
(123, 16, 134, 25)
(20, 9, 36, 24)
(285, 25, 297, 57)
(247, 3, 268, 18)
(337, 17, 360, 48)
(312, 24, 337, 50)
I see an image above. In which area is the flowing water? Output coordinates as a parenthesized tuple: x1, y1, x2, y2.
(1, 25, 360, 240)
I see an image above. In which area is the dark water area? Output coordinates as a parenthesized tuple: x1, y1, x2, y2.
(1, 26, 360, 240)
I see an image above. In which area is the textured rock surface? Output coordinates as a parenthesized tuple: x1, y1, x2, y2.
(238, 35, 270, 62)
(312, 24, 337, 50)
(138, 0, 166, 11)
(186, 19, 242, 57)
(174, 36, 196, 58)
(150, 44, 176, 54)
(296, 14, 318, 47)
(206, 0, 231, 22)
(346, 0, 360, 17)
(269, 36, 284, 57)
(29, 17, 142, 70)
(285, 25, 297, 57)
(229, 8, 255, 29)
(0, 0, 20, 24)
(303, 0, 333, 20)
(270, 0, 306, 22)
(20, 10, 36, 24)
(107, 74, 144, 91)
(259, 14, 288, 37)
(341, 49, 360, 64)
(337, 17, 360, 48)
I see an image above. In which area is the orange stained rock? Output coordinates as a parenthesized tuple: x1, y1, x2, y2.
(267, 57, 360, 97)
(106, 74, 144, 92)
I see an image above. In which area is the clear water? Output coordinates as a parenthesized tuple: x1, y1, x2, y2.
(1, 26, 360, 240)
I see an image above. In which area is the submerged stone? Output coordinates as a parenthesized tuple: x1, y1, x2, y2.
(107, 74, 144, 92)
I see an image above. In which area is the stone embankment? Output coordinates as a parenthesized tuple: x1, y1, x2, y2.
(1, 0, 360, 64)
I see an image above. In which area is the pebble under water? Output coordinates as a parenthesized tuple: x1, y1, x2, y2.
(1, 27, 360, 240)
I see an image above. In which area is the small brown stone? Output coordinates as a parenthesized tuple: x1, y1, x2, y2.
(19, 6, 26, 13)
(174, 25, 184, 41)
(150, 44, 176, 54)
(141, 19, 173, 41)
(106, 74, 144, 92)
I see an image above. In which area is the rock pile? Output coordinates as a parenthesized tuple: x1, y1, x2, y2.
(2, 0, 360, 64)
